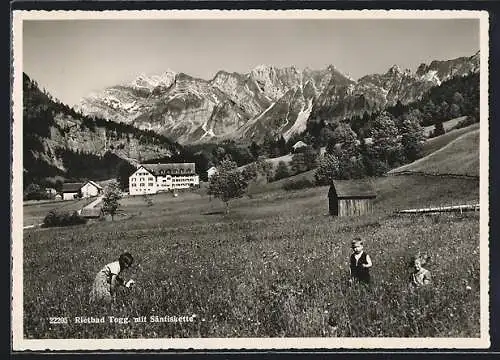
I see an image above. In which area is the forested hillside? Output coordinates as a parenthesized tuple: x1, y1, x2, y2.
(23, 73, 184, 189)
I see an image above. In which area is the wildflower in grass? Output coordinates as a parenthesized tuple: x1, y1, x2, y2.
(89, 252, 134, 305)
(349, 238, 372, 285)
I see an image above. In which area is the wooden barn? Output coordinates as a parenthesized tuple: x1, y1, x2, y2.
(80, 207, 103, 219)
(328, 180, 376, 216)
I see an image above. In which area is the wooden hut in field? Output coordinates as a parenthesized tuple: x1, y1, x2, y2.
(328, 180, 376, 216)
(80, 207, 103, 219)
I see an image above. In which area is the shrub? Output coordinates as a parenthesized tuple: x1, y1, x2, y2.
(282, 178, 315, 191)
(453, 115, 477, 130)
(429, 121, 445, 138)
(23, 183, 53, 201)
(273, 161, 291, 182)
(42, 210, 87, 227)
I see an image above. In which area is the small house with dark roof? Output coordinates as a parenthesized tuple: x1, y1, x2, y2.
(61, 181, 103, 200)
(62, 182, 84, 200)
(128, 163, 199, 195)
(80, 180, 103, 198)
(328, 179, 376, 216)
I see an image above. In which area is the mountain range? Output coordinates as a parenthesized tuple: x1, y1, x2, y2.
(76, 51, 479, 144)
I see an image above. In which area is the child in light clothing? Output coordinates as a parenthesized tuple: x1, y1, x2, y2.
(90, 252, 134, 304)
(349, 238, 372, 285)
(410, 256, 431, 287)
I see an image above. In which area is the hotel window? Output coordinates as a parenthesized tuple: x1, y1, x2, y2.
(132, 183, 136, 187)
(140, 183, 145, 187)
(148, 183, 154, 187)
(149, 177, 154, 181)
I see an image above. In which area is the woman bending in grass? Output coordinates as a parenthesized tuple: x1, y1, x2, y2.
(90, 252, 134, 304)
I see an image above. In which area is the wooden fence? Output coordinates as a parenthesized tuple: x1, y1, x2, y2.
(396, 204, 480, 214)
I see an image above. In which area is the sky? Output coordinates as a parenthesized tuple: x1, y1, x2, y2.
(22, 18, 480, 107)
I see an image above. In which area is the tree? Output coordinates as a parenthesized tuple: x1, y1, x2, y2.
(368, 111, 404, 172)
(449, 103, 461, 119)
(400, 111, 426, 162)
(274, 161, 290, 181)
(314, 154, 340, 186)
(326, 123, 358, 157)
(23, 183, 51, 201)
(261, 132, 276, 157)
(255, 159, 274, 182)
(101, 181, 122, 220)
(249, 141, 261, 159)
(336, 153, 365, 180)
(422, 99, 437, 126)
(276, 135, 288, 157)
(452, 91, 464, 106)
(318, 126, 336, 148)
(212, 146, 227, 165)
(116, 161, 137, 191)
(241, 163, 259, 183)
(439, 100, 450, 121)
(207, 159, 248, 213)
(290, 146, 318, 175)
(193, 151, 211, 182)
(229, 145, 254, 166)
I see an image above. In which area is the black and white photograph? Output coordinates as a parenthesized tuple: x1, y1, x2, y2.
(11, 10, 489, 350)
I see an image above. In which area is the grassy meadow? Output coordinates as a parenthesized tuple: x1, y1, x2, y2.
(419, 122, 480, 158)
(23, 174, 481, 339)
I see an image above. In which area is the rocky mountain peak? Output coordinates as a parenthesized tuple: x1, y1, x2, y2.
(211, 70, 244, 83)
(416, 63, 429, 77)
(387, 64, 402, 75)
(250, 64, 274, 75)
(130, 70, 177, 91)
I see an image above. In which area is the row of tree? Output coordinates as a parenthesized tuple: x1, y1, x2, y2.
(314, 110, 425, 183)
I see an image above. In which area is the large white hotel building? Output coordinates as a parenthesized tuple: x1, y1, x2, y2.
(128, 163, 199, 195)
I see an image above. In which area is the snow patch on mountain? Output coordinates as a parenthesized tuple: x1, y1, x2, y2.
(201, 121, 215, 139)
(247, 102, 275, 126)
(420, 70, 441, 85)
(283, 99, 313, 140)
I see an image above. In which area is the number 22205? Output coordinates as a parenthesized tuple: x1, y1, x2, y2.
(49, 317, 68, 324)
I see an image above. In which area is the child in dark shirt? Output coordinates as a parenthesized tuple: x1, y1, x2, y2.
(349, 238, 372, 285)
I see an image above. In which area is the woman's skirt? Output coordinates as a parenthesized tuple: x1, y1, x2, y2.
(89, 271, 112, 304)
